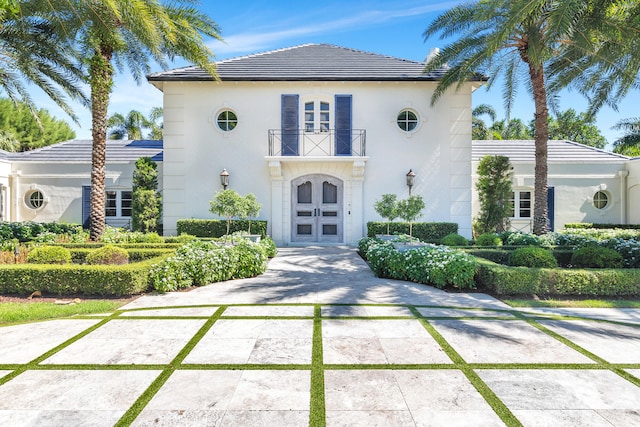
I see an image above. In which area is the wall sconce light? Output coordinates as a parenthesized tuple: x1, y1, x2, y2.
(406, 169, 416, 195)
(220, 168, 230, 190)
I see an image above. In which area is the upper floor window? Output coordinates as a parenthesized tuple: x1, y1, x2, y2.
(509, 190, 531, 218)
(217, 110, 238, 131)
(397, 109, 418, 132)
(106, 190, 132, 217)
(304, 101, 330, 132)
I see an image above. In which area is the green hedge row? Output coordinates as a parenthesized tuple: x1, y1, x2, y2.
(466, 249, 574, 267)
(366, 222, 458, 243)
(475, 258, 640, 297)
(70, 248, 175, 264)
(0, 256, 166, 296)
(176, 219, 268, 238)
(48, 242, 181, 249)
(565, 223, 640, 230)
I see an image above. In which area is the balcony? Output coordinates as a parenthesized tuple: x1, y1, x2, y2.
(268, 129, 366, 157)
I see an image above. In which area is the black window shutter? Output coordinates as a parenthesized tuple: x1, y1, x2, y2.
(547, 186, 555, 232)
(82, 185, 91, 229)
(281, 94, 299, 155)
(335, 95, 352, 155)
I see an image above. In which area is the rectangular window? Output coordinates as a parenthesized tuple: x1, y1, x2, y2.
(320, 102, 330, 132)
(121, 191, 133, 217)
(105, 190, 133, 217)
(510, 191, 532, 219)
(105, 191, 117, 217)
(305, 102, 314, 132)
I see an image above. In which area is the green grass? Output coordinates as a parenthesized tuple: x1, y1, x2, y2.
(502, 298, 640, 308)
(0, 300, 125, 325)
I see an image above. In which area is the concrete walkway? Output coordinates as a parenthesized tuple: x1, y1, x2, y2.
(1, 246, 639, 426)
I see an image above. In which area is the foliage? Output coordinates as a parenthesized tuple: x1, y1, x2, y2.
(565, 223, 640, 230)
(85, 245, 129, 265)
(490, 118, 532, 140)
(163, 234, 196, 244)
(441, 233, 469, 246)
(472, 104, 497, 139)
(357, 237, 382, 258)
(366, 240, 478, 289)
(475, 233, 502, 247)
(542, 109, 607, 149)
(367, 222, 457, 243)
(177, 219, 268, 238)
(100, 227, 164, 244)
(107, 108, 163, 140)
(374, 194, 399, 234)
(210, 189, 246, 237)
(508, 246, 558, 268)
(611, 117, 640, 156)
(476, 258, 640, 297)
(571, 246, 623, 269)
(0, 300, 125, 326)
(70, 248, 172, 264)
(131, 157, 161, 233)
(240, 193, 262, 234)
(260, 236, 278, 258)
(149, 239, 269, 293)
(396, 195, 425, 242)
(0, 222, 84, 243)
(0, 98, 75, 151)
(501, 231, 543, 246)
(475, 155, 513, 234)
(26, 246, 71, 264)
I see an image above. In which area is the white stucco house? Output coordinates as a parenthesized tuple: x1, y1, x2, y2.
(0, 44, 638, 243)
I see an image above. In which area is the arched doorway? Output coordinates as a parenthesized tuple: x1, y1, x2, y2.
(291, 174, 343, 243)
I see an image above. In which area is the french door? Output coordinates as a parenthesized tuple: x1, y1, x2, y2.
(291, 175, 343, 243)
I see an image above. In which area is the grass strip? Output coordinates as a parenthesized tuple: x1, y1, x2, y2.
(504, 298, 640, 309)
(324, 364, 456, 370)
(409, 306, 523, 427)
(309, 305, 326, 427)
(0, 300, 125, 326)
(115, 306, 226, 427)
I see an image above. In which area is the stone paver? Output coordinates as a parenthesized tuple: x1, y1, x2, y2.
(1, 246, 639, 426)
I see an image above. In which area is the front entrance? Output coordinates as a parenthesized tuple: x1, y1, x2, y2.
(291, 174, 343, 243)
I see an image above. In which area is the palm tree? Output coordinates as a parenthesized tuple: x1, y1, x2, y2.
(0, 2, 86, 123)
(37, 0, 221, 241)
(147, 107, 163, 139)
(423, 0, 616, 235)
(472, 104, 497, 139)
(107, 110, 149, 140)
(612, 118, 640, 157)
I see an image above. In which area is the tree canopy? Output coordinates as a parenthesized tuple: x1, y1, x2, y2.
(612, 117, 640, 157)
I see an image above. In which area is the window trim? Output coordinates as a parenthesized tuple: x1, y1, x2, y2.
(25, 189, 45, 210)
(302, 99, 332, 133)
(105, 189, 133, 218)
(509, 190, 532, 219)
(397, 109, 419, 133)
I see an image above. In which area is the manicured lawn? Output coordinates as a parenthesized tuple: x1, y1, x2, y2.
(0, 300, 126, 326)
(502, 298, 640, 308)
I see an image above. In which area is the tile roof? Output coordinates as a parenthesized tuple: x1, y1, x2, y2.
(8, 139, 163, 163)
(147, 43, 484, 82)
(472, 140, 629, 163)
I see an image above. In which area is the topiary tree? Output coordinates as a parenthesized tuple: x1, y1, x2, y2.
(210, 189, 245, 241)
(241, 193, 262, 234)
(475, 155, 513, 236)
(131, 157, 161, 233)
(374, 194, 399, 235)
(396, 195, 425, 243)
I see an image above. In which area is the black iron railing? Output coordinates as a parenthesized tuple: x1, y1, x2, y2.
(268, 129, 366, 156)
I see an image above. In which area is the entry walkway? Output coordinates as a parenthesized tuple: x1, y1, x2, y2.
(1, 246, 639, 426)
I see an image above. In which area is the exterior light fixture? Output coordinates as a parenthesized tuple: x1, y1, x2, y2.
(406, 169, 416, 195)
(220, 168, 230, 189)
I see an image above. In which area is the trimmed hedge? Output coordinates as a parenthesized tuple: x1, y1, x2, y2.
(466, 248, 574, 267)
(49, 242, 181, 249)
(366, 222, 458, 243)
(565, 223, 640, 230)
(177, 219, 268, 238)
(476, 258, 640, 296)
(70, 248, 175, 264)
(0, 256, 164, 296)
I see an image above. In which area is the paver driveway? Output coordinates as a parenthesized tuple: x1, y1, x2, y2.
(1, 246, 639, 426)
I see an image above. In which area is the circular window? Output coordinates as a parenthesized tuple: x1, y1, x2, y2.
(26, 190, 44, 209)
(397, 110, 418, 132)
(217, 110, 238, 131)
(593, 191, 609, 209)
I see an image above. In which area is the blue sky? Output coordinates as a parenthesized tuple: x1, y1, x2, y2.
(33, 0, 637, 148)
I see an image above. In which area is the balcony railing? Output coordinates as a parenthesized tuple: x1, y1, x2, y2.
(268, 129, 366, 157)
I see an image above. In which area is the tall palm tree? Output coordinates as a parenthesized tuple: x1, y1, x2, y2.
(107, 110, 149, 140)
(472, 104, 497, 139)
(612, 118, 640, 157)
(147, 106, 163, 139)
(36, 0, 221, 240)
(0, 1, 86, 123)
(423, 0, 617, 235)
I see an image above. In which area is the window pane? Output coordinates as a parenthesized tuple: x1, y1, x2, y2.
(121, 191, 132, 217)
(323, 224, 338, 235)
(305, 102, 314, 132)
(323, 182, 337, 204)
(105, 191, 117, 216)
(297, 224, 312, 235)
(397, 110, 418, 132)
(594, 191, 608, 209)
(28, 191, 44, 209)
(217, 110, 237, 131)
(297, 181, 312, 204)
(519, 192, 531, 218)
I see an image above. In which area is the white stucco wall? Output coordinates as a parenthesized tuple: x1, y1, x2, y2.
(471, 159, 629, 232)
(627, 158, 640, 224)
(159, 80, 474, 243)
(0, 159, 11, 221)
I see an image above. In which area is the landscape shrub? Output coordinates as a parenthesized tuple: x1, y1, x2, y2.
(27, 246, 72, 265)
(502, 232, 542, 246)
(475, 233, 502, 247)
(366, 222, 458, 243)
(441, 233, 469, 246)
(508, 246, 558, 268)
(163, 234, 196, 244)
(565, 223, 640, 230)
(601, 238, 640, 268)
(260, 237, 278, 258)
(86, 245, 130, 265)
(0, 222, 85, 243)
(357, 237, 381, 258)
(70, 248, 174, 264)
(176, 219, 268, 238)
(571, 246, 623, 269)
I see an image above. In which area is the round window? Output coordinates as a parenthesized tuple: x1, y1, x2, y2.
(217, 110, 238, 131)
(593, 191, 609, 209)
(397, 110, 418, 132)
(26, 190, 44, 209)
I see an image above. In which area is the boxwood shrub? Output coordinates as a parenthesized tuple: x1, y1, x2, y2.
(509, 246, 558, 268)
(86, 245, 129, 265)
(571, 246, 623, 269)
(475, 233, 502, 247)
(27, 246, 72, 264)
(177, 219, 268, 238)
(441, 233, 469, 246)
(366, 222, 458, 243)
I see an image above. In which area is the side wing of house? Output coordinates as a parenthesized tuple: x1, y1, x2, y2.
(150, 44, 482, 244)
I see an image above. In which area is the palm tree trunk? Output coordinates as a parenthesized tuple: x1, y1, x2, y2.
(89, 47, 114, 241)
(528, 62, 549, 235)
